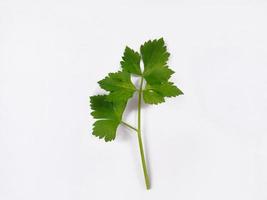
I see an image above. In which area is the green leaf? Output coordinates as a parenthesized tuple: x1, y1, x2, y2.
(90, 95, 126, 142)
(148, 82, 183, 97)
(92, 120, 119, 142)
(98, 71, 136, 102)
(140, 38, 172, 84)
(121, 46, 142, 75)
(140, 38, 170, 71)
(143, 66, 174, 85)
(143, 89, 165, 104)
(140, 38, 183, 104)
(143, 82, 183, 104)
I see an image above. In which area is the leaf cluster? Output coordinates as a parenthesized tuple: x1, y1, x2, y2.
(90, 38, 183, 141)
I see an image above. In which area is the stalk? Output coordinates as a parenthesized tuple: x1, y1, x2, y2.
(121, 121, 138, 132)
(137, 76, 150, 189)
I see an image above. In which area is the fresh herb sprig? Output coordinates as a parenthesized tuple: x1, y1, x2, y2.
(90, 38, 183, 189)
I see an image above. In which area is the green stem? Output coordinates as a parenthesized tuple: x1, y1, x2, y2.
(137, 76, 150, 190)
(121, 121, 138, 132)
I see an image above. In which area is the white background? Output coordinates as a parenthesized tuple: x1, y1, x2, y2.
(1, 1, 267, 199)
